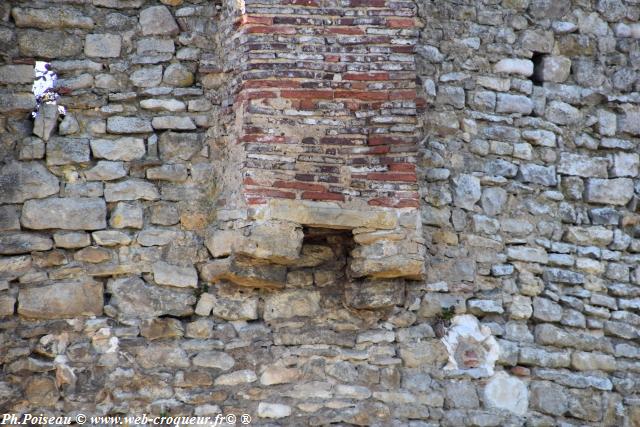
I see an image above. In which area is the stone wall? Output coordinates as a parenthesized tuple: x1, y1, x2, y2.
(0, 0, 639, 425)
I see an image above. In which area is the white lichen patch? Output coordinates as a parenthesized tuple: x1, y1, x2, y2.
(484, 371, 529, 415)
(442, 314, 500, 378)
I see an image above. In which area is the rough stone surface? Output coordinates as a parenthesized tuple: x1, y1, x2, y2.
(22, 198, 106, 230)
(0, 1, 639, 424)
(18, 280, 103, 319)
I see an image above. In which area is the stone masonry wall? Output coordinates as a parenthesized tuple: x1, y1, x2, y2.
(0, 0, 639, 426)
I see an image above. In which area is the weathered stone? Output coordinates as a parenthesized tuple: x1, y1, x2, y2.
(53, 231, 90, 249)
(18, 30, 82, 58)
(519, 347, 570, 367)
(257, 403, 291, 419)
(151, 116, 196, 130)
(0, 65, 35, 84)
(152, 261, 198, 288)
(192, 351, 234, 371)
(136, 344, 189, 369)
(33, 104, 59, 142)
(146, 164, 188, 182)
(510, 296, 533, 320)
(545, 101, 582, 125)
(0, 295, 16, 317)
(530, 381, 567, 416)
(139, 6, 179, 35)
(585, 178, 634, 206)
(200, 256, 287, 288)
(59, 114, 80, 136)
(494, 58, 534, 76)
(130, 66, 163, 87)
(507, 246, 548, 264)
(159, 132, 203, 161)
(263, 290, 320, 321)
(24, 377, 59, 407)
(0, 232, 53, 255)
(211, 221, 304, 264)
(496, 93, 533, 114)
(0, 92, 36, 113)
(453, 174, 481, 210)
(345, 279, 405, 309)
(84, 161, 128, 181)
(484, 372, 528, 415)
(46, 138, 90, 166)
(137, 228, 180, 246)
(610, 152, 639, 177)
(208, 289, 259, 321)
(163, 63, 194, 86)
(0, 162, 59, 204)
(22, 198, 106, 231)
(214, 370, 257, 386)
(0, 206, 21, 231)
(261, 199, 398, 230)
(260, 366, 301, 385)
(91, 138, 146, 161)
(532, 297, 563, 322)
(571, 351, 616, 371)
(520, 164, 557, 186)
(74, 246, 111, 263)
(108, 276, 195, 318)
(85, 34, 121, 57)
(106, 116, 153, 133)
(535, 56, 571, 82)
(140, 99, 186, 112)
(109, 202, 143, 229)
(18, 280, 103, 319)
(140, 318, 183, 340)
(558, 153, 608, 178)
(468, 299, 504, 315)
(105, 179, 159, 201)
(12, 7, 94, 29)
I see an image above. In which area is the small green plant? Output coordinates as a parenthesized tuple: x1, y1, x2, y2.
(433, 306, 456, 338)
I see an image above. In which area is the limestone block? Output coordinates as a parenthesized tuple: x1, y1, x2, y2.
(107, 276, 195, 318)
(200, 256, 287, 288)
(18, 279, 103, 319)
(263, 289, 320, 321)
(484, 372, 528, 415)
(22, 197, 106, 230)
(91, 137, 145, 161)
(345, 279, 405, 309)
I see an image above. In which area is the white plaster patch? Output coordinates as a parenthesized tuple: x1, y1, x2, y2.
(442, 314, 500, 378)
(484, 371, 529, 415)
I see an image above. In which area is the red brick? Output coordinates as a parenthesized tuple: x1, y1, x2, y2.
(386, 18, 415, 28)
(242, 80, 301, 89)
(388, 163, 416, 172)
(244, 188, 296, 199)
(274, 181, 326, 192)
(283, 0, 319, 5)
(246, 197, 267, 205)
(302, 191, 345, 201)
(281, 89, 334, 100)
(325, 55, 341, 62)
(241, 135, 292, 143)
(326, 27, 365, 35)
(343, 72, 390, 81)
(395, 199, 420, 208)
(367, 172, 417, 182)
(245, 25, 297, 35)
(368, 135, 416, 146)
(237, 15, 273, 27)
(389, 89, 417, 101)
(349, 0, 386, 6)
(320, 137, 364, 145)
(334, 90, 388, 101)
(236, 90, 277, 102)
